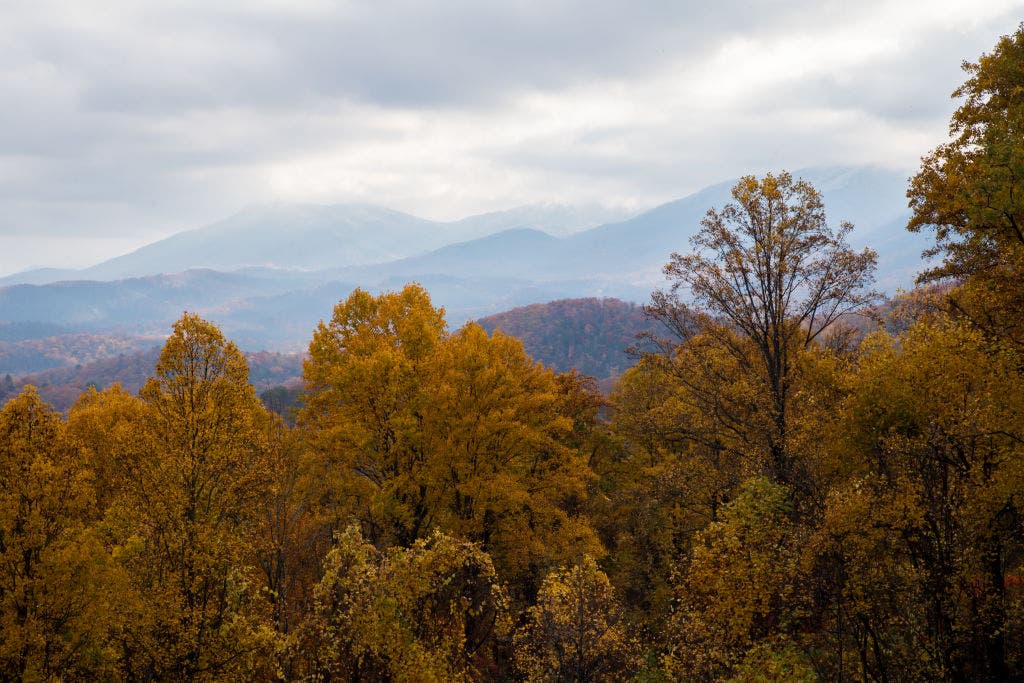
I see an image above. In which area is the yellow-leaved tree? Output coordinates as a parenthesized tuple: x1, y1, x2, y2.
(108, 313, 275, 679)
(651, 171, 878, 495)
(303, 525, 510, 681)
(807, 320, 1024, 679)
(513, 555, 641, 682)
(662, 477, 810, 680)
(908, 25, 1024, 347)
(66, 383, 148, 516)
(0, 387, 123, 679)
(300, 285, 601, 598)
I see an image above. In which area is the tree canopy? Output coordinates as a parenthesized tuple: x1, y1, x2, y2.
(909, 24, 1024, 345)
(651, 171, 878, 491)
(4, 26, 1024, 681)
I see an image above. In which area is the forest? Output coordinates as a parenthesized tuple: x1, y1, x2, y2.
(477, 298, 656, 386)
(3, 27, 1024, 683)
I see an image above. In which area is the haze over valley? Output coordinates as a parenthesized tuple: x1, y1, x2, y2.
(0, 165, 923, 368)
(7, 4, 1024, 680)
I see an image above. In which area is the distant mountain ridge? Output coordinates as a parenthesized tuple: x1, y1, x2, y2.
(1, 202, 631, 286)
(0, 165, 928, 356)
(3, 298, 654, 414)
(337, 166, 924, 291)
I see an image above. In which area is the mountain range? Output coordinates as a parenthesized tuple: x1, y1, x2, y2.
(0, 165, 929, 363)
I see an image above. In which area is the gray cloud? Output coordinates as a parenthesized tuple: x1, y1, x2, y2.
(1, 0, 1023, 273)
(16, 2, 820, 113)
(762, 14, 1017, 125)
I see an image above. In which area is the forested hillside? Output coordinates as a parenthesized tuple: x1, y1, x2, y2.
(0, 347, 304, 412)
(2, 27, 1024, 682)
(477, 298, 655, 382)
(0, 332, 154, 376)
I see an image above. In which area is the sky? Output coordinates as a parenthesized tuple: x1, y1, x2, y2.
(1, 0, 1023, 275)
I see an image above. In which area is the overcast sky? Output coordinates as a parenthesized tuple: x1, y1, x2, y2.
(1, 0, 1022, 274)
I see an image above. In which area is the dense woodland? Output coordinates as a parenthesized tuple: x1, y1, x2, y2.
(0, 333, 154, 376)
(0, 349, 305, 413)
(3, 28, 1024, 682)
(477, 298, 656, 386)
(0, 297, 650, 415)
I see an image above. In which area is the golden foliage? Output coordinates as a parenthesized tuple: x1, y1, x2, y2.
(305, 525, 510, 681)
(107, 313, 276, 679)
(0, 387, 123, 679)
(663, 478, 807, 680)
(513, 555, 640, 682)
(300, 285, 602, 597)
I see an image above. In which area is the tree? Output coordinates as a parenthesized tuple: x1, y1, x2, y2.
(66, 383, 148, 515)
(908, 23, 1024, 275)
(809, 321, 1024, 679)
(252, 416, 327, 679)
(662, 478, 808, 680)
(596, 357, 744, 634)
(111, 313, 275, 679)
(513, 555, 640, 682)
(300, 284, 447, 547)
(300, 285, 602, 598)
(655, 171, 878, 489)
(304, 526, 510, 681)
(425, 323, 601, 593)
(908, 25, 1024, 345)
(0, 387, 123, 679)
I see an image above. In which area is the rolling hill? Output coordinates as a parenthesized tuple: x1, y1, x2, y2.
(477, 298, 657, 382)
(3, 347, 305, 412)
(0, 165, 928, 360)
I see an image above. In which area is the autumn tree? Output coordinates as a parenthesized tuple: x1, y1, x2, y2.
(66, 383, 148, 515)
(424, 323, 601, 591)
(807, 320, 1024, 679)
(513, 555, 640, 682)
(0, 387, 122, 679)
(304, 526, 510, 681)
(595, 357, 744, 635)
(301, 284, 447, 546)
(662, 477, 809, 680)
(908, 24, 1024, 344)
(253, 415, 327, 679)
(653, 171, 878, 489)
(109, 313, 275, 679)
(300, 285, 602, 597)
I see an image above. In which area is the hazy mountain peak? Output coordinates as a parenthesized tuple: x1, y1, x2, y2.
(449, 202, 635, 237)
(0, 165, 926, 334)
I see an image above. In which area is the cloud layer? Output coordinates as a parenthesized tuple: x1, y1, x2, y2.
(1, 0, 1022, 273)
